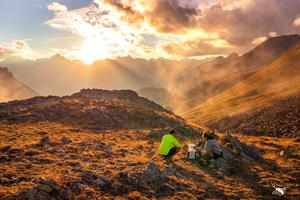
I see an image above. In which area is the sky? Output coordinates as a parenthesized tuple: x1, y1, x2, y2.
(0, 0, 300, 64)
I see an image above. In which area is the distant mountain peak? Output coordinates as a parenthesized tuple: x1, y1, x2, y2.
(50, 53, 69, 61)
(254, 34, 300, 51)
(226, 53, 239, 60)
(266, 34, 300, 42)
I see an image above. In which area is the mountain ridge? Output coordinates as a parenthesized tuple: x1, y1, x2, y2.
(0, 88, 196, 135)
(184, 41, 300, 127)
(0, 67, 38, 102)
(178, 34, 300, 112)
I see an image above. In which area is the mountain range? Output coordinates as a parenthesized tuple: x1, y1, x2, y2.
(1, 55, 205, 97)
(0, 34, 300, 199)
(1, 34, 300, 136)
(2, 35, 300, 107)
(178, 34, 300, 111)
(184, 39, 300, 135)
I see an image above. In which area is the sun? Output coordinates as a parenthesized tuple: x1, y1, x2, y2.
(76, 37, 108, 64)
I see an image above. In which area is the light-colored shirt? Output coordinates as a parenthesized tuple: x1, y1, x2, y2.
(203, 139, 222, 157)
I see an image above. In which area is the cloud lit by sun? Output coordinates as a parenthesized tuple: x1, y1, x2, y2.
(0, 0, 296, 63)
(46, 1, 153, 64)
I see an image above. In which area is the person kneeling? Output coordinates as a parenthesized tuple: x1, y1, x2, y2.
(159, 129, 181, 161)
(201, 131, 223, 160)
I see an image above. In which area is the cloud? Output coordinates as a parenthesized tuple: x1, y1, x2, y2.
(294, 16, 300, 26)
(251, 36, 267, 45)
(158, 38, 232, 59)
(44, 0, 300, 62)
(197, 0, 300, 45)
(47, 2, 68, 12)
(46, 1, 153, 63)
(0, 45, 14, 59)
(0, 40, 34, 60)
(101, 0, 201, 33)
(219, 0, 253, 11)
(145, 0, 200, 33)
(268, 32, 278, 37)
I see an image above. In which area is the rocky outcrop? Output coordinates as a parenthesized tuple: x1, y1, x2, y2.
(207, 93, 300, 137)
(0, 89, 195, 132)
(221, 134, 261, 162)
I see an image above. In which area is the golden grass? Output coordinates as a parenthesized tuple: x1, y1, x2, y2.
(183, 43, 300, 125)
(0, 122, 299, 198)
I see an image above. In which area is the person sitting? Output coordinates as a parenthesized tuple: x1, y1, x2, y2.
(159, 129, 181, 160)
(201, 131, 223, 160)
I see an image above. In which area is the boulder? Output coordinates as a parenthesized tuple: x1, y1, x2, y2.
(37, 179, 58, 193)
(222, 148, 234, 160)
(143, 162, 166, 186)
(0, 155, 11, 163)
(279, 149, 292, 158)
(0, 145, 11, 153)
(40, 136, 51, 145)
(93, 178, 108, 187)
(222, 134, 261, 161)
(37, 131, 48, 136)
(61, 136, 72, 144)
(27, 189, 52, 200)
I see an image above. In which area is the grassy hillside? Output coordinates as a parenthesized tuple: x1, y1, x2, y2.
(184, 42, 300, 125)
(178, 35, 300, 112)
(0, 89, 299, 199)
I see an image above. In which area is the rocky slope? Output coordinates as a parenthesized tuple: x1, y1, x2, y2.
(207, 93, 300, 137)
(184, 41, 300, 126)
(0, 123, 299, 199)
(0, 89, 299, 199)
(0, 89, 194, 133)
(0, 67, 37, 102)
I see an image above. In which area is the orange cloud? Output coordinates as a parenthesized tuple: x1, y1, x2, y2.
(44, 0, 300, 62)
(294, 16, 300, 26)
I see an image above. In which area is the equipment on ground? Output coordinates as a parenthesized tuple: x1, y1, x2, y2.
(187, 144, 196, 159)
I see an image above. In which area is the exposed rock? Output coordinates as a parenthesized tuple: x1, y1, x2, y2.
(40, 136, 51, 145)
(279, 149, 292, 158)
(37, 184, 53, 193)
(143, 162, 166, 186)
(23, 150, 40, 156)
(207, 93, 300, 137)
(0, 89, 194, 131)
(27, 189, 51, 200)
(93, 178, 108, 187)
(0, 145, 11, 153)
(37, 179, 58, 193)
(0, 155, 11, 163)
(222, 148, 234, 160)
(222, 134, 261, 161)
(61, 136, 72, 144)
(7, 148, 24, 155)
(37, 131, 48, 136)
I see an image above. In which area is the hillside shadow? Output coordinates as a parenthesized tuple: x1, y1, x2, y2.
(165, 162, 228, 199)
